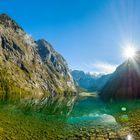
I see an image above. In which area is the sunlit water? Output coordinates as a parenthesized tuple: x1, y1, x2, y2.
(0, 94, 140, 139)
(65, 95, 140, 139)
(68, 96, 118, 125)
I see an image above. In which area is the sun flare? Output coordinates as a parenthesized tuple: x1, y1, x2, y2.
(123, 46, 136, 59)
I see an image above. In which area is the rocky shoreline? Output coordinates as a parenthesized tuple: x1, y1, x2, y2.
(0, 103, 139, 140)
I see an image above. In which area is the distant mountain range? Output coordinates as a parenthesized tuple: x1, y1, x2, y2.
(0, 14, 76, 101)
(71, 70, 112, 92)
(100, 51, 140, 101)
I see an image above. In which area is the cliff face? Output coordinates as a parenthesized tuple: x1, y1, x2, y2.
(100, 51, 140, 101)
(36, 39, 75, 92)
(0, 14, 76, 101)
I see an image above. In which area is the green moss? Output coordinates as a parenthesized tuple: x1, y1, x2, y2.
(0, 69, 30, 101)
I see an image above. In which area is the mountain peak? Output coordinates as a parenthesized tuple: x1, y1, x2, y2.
(0, 13, 22, 30)
(0, 14, 76, 100)
(100, 50, 140, 101)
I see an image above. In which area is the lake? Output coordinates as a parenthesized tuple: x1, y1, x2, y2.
(0, 93, 140, 139)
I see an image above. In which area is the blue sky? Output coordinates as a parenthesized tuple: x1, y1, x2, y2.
(0, 0, 140, 73)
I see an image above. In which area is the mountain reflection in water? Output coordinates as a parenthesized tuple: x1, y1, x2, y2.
(0, 93, 140, 139)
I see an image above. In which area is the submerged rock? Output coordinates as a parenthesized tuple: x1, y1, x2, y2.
(67, 113, 118, 125)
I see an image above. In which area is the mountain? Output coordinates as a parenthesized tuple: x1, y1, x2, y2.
(36, 39, 72, 81)
(71, 70, 111, 92)
(100, 51, 140, 101)
(71, 70, 97, 91)
(90, 74, 112, 91)
(0, 13, 76, 101)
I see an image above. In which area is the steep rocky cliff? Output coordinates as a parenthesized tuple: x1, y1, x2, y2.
(0, 14, 76, 101)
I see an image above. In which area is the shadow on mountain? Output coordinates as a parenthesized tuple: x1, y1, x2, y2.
(100, 51, 140, 101)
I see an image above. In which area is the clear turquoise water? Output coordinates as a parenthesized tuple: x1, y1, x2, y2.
(0, 95, 140, 139)
(67, 95, 140, 125)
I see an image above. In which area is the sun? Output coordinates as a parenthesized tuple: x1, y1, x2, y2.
(123, 46, 136, 59)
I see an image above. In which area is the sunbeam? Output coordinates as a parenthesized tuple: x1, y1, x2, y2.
(123, 46, 136, 59)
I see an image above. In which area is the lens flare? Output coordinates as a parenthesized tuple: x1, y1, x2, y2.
(123, 46, 136, 59)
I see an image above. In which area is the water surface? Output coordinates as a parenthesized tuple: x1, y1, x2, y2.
(0, 93, 140, 139)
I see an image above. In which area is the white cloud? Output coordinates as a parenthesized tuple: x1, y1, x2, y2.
(84, 61, 118, 74)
